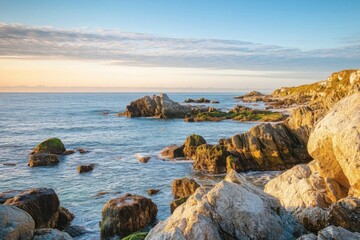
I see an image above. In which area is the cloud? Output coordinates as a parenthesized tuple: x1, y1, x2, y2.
(0, 22, 359, 71)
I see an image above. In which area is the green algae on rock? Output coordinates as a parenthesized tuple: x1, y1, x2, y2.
(31, 138, 66, 155)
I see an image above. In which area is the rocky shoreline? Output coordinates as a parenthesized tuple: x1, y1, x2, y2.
(1, 69, 360, 239)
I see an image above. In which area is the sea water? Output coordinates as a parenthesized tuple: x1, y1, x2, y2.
(0, 92, 271, 239)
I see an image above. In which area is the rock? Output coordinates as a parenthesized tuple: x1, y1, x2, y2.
(147, 189, 160, 195)
(28, 153, 60, 167)
(193, 144, 230, 174)
(77, 164, 94, 173)
(293, 207, 328, 233)
(297, 226, 360, 240)
(32, 228, 72, 240)
(226, 123, 312, 171)
(3, 163, 16, 166)
(63, 225, 86, 238)
(147, 171, 305, 240)
(184, 98, 195, 103)
(62, 150, 75, 155)
(308, 93, 360, 197)
(4, 188, 73, 229)
(328, 197, 360, 232)
(234, 91, 266, 102)
(31, 138, 66, 155)
(123, 93, 192, 118)
(285, 106, 324, 144)
(211, 100, 219, 104)
(172, 178, 200, 199)
(160, 145, 185, 159)
(138, 156, 151, 163)
(0, 190, 22, 204)
(183, 134, 206, 159)
(170, 197, 188, 213)
(0, 204, 35, 240)
(184, 117, 195, 122)
(100, 193, 158, 238)
(76, 148, 89, 154)
(264, 162, 333, 210)
(57, 207, 75, 230)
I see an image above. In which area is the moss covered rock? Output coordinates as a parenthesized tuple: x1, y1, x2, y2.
(31, 138, 66, 155)
(183, 134, 206, 159)
(193, 144, 230, 174)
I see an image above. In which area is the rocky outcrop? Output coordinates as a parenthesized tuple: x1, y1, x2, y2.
(193, 144, 231, 173)
(31, 138, 66, 155)
(183, 134, 206, 159)
(308, 93, 360, 198)
(147, 171, 305, 240)
(170, 178, 200, 212)
(3, 188, 74, 229)
(32, 228, 72, 240)
(77, 164, 94, 173)
(193, 122, 311, 174)
(184, 97, 211, 103)
(234, 91, 266, 102)
(0, 204, 35, 240)
(297, 226, 360, 240)
(122, 93, 192, 118)
(100, 193, 158, 238)
(28, 153, 60, 167)
(160, 145, 185, 159)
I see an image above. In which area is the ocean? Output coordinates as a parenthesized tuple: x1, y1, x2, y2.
(0, 92, 273, 239)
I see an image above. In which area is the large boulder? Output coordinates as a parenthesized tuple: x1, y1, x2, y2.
(4, 188, 74, 229)
(32, 228, 72, 240)
(28, 153, 60, 167)
(264, 162, 334, 210)
(183, 134, 206, 159)
(100, 193, 158, 238)
(31, 138, 66, 155)
(0, 205, 35, 240)
(308, 93, 360, 197)
(122, 93, 192, 118)
(146, 171, 305, 240)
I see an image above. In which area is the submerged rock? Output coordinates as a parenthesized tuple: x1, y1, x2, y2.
(31, 138, 66, 155)
(32, 228, 72, 240)
(147, 171, 305, 240)
(28, 153, 60, 167)
(0, 204, 35, 240)
(3, 188, 74, 229)
(77, 164, 94, 173)
(138, 156, 151, 163)
(100, 193, 158, 238)
(123, 93, 192, 118)
(63, 225, 87, 238)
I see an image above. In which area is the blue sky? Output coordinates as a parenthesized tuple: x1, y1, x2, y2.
(1, 0, 359, 49)
(0, 0, 359, 90)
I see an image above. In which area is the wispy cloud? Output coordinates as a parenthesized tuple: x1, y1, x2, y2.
(0, 22, 359, 71)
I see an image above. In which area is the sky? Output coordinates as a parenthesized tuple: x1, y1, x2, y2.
(0, 0, 359, 92)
